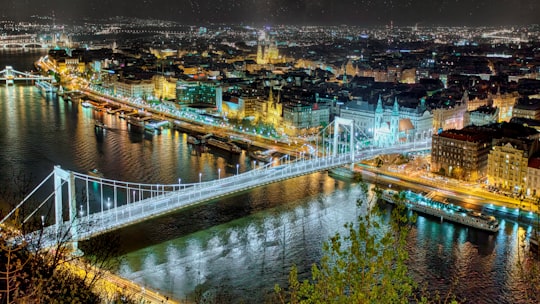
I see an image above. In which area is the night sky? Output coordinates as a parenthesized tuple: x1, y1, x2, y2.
(4, 0, 540, 26)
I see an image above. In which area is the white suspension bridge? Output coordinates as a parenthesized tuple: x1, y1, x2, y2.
(1, 118, 430, 252)
(0, 66, 54, 88)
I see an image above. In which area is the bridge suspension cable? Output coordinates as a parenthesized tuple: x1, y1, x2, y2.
(2, 118, 429, 251)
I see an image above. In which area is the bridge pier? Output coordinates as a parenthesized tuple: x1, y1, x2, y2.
(54, 166, 82, 255)
(332, 117, 355, 170)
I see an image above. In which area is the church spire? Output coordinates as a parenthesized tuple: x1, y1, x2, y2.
(268, 87, 274, 104)
(392, 96, 399, 114)
(376, 94, 383, 113)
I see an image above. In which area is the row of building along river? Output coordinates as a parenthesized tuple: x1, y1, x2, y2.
(0, 50, 536, 303)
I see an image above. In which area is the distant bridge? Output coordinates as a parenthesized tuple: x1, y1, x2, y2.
(0, 34, 51, 49)
(0, 66, 54, 86)
(1, 118, 430, 251)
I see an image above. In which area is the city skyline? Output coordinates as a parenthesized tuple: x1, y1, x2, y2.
(3, 0, 540, 26)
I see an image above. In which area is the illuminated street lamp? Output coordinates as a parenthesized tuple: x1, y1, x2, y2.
(199, 172, 202, 183)
(107, 197, 111, 209)
(218, 168, 221, 180)
(236, 163, 239, 175)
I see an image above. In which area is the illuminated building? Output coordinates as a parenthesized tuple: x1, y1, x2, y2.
(282, 101, 330, 136)
(340, 95, 432, 147)
(432, 91, 470, 133)
(256, 31, 283, 65)
(512, 98, 540, 120)
(487, 138, 536, 193)
(491, 88, 518, 122)
(176, 79, 222, 108)
(261, 89, 283, 127)
(114, 78, 154, 99)
(221, 88, 266, 120)
(152, 75, 177, 100)
(431, 126, 494, 181)
(469, 105, 499, 126)
(527, 158, 540, 197)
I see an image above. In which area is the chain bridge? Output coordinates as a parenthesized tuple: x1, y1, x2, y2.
(0, 66, 54, 87)
(1, 118, 430, 251)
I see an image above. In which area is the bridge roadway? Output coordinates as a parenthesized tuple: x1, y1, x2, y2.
(30, 141, 429, 248)
(32, 151, 373, 247)
(35, 154, 353, 247)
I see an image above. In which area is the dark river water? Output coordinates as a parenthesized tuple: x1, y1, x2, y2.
(0, 50, 536, 304)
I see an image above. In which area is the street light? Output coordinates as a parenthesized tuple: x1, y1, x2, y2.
(132, 190, 136, 204)
(107, 197, 111, 209)
(236, 163, 239, 175)
(199, 172, 202, 183)
(178, 178, 182, 190)
(218, 168, 221, 180)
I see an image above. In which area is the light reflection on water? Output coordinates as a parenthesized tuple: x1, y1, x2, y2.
(113, 176, 360, 302)
(0, 83, 537, 304)
(112, 177, 534, 304)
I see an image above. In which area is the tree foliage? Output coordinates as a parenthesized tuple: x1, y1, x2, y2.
(275, 182, 457, 303)
(0, 170, 138, 304)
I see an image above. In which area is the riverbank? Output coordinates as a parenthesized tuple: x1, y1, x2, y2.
(354, 162, 540, 226)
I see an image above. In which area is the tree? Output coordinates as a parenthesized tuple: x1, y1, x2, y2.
(275, 182, 457, 303)
(0, 170, 138, 304)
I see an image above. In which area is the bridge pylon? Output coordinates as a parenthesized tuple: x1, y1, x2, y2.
(332, 117, 355, 165)
(53, 166, 80, 253)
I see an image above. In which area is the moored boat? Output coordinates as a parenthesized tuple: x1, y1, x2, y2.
(207, 138, 242, 154)
(249, 149, 274, 163)
(187, 135, 200, 145)
(328, 166, 360, 180)
(381, 189, 500, 233)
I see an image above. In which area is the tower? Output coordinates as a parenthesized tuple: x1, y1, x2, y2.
(391, 97, 400, 143)
(341, 62, 348, 87)
(257, 43, 264, 64)
(375, 94, 384, 130)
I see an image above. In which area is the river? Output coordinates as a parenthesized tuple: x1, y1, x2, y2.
(0, 50, 536, 304)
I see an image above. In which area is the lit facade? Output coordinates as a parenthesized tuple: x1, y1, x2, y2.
(469, 105, 499, 127)
(340, 95, 432, 147)
(153, 75, 177, 100)
(512, 100, 540, 120)
(487, 140, 530, 193)
(527, 158, 540, 197)
(432, 93, 469, 133)
(114, 79, 154, 99)
(282, 101, 330, 136)
(176, 79, 222, 107)
(260, 89, 283, 127)
(431, 127, 493, 181)
(491, 90, 519, 122)
(256, 32, 282, 65)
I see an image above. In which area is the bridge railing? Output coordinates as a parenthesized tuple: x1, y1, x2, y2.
(28, 140, 431, 247)
(34, 153, 355, 245)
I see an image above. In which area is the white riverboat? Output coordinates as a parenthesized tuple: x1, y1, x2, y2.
(187, 135, 200, 145)
(381, 189, 500, 233)
(249, 149, 274, 163)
